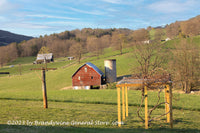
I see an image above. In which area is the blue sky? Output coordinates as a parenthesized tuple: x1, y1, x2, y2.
(0, 0, 199, 37)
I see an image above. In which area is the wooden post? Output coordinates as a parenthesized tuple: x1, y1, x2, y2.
(144, 85, 148, 129)
(122, 86, 125, 121)
(125, 86, 128, 117)
(44, 58, 47, 70)
(169, 84, 173, 128)
(30, 67, 56, 109)
(117, 87, 121, 127)
(19, 64, 22, 75)
(42, 69, 48, 108)
(165, 86, 167, 120)
(165, 85, 170, 123)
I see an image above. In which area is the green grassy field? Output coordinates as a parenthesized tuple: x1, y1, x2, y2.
(0, 48, 136, 91)
(0, 42, 200, 132)
(0, 90, 200, 133)
(0, 48, 134, 77)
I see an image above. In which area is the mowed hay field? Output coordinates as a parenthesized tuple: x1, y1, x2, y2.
(0, 46, 200, 133)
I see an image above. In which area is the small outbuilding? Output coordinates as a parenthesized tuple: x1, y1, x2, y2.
(68, 57, 74, 60)
(35, 53, 54, 64)
(72, 62, 104, 89)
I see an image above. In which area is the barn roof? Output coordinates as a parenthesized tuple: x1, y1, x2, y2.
(72, 62, 104, 77)
(36, 53, 53, 61)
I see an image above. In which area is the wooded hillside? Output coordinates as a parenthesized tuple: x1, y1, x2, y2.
(0, 15, 200, 66)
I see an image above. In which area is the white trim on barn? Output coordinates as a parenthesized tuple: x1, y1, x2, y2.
(73, 86, 90, 90)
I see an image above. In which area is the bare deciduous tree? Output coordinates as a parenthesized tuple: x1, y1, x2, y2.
(100, 35, 111, 48)
(132, 42, 165, 78)
(132, 28, 149, 43)
(0, 43, 18, 66)
(69, 42, 83, 64)
(86, 36, 105, 58)
(171, 38, 200, 93)
(166, 21, 181, 39)
(111, 32, 126, 55)
(0, 47, 6, 67)
(154, 28, 165, 41)
(180, 17, 200, 37)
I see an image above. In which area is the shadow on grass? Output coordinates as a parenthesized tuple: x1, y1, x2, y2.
(0, 124, 200, 133)
(0, 97, 200, 111)
(173, 118, 195, 126)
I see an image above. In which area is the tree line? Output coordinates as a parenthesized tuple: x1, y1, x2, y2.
(1, 15, 200, 66)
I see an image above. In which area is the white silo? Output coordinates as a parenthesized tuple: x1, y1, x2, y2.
(104, 59, 117, 83)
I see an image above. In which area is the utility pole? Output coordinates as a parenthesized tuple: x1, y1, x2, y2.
(30, 67, 56, 109)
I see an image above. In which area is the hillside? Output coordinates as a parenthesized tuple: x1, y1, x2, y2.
(0, 35, 200, 132)
(0, 30, 33, 46)
(1, 34, 199, 93)
(0, 42, 200, 132)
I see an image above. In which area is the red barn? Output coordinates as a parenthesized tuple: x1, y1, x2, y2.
(72, 62, 104, 89)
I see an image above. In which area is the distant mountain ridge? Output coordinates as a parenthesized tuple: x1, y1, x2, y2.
(0, 30, 33, 46)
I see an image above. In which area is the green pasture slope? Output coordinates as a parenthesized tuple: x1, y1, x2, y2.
(0, 45, 200, 133)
